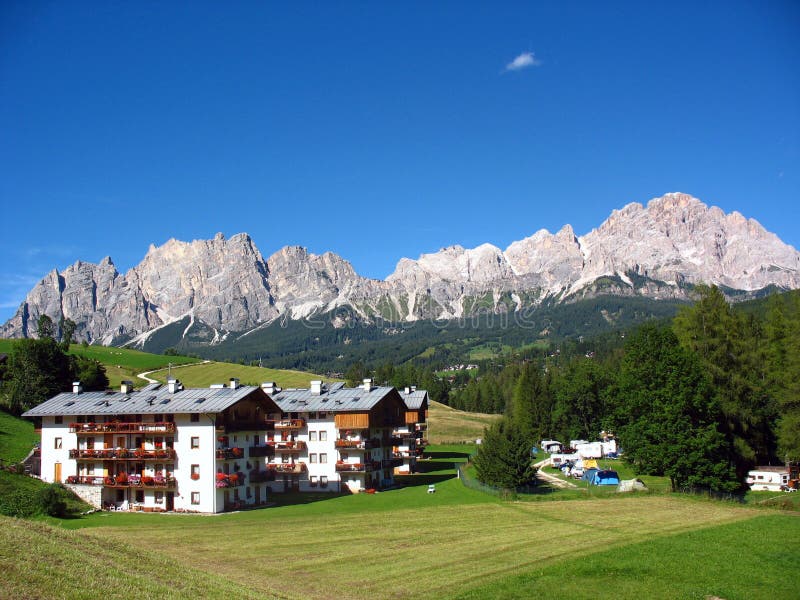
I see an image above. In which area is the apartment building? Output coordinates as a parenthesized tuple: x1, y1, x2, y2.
(267, 379, 408, 493)
(22, 378, 282, 513)
(24, 377, 430, 511)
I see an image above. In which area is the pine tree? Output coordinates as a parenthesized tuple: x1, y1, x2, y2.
(610, 324, 738, 492)
(473, 419, 537, 489)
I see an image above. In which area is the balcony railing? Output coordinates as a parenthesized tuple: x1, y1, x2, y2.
(69, 422, 176, 434)
(248, 445, 273, 458)
(382, 457, 403, 468)
(385, 437, 404, 446)
(335, 461, 380, 473)
(274, 419, 305, 430)
(335, 438, 379, 450)
(215, 473, 246, 488)
(265, 462, 307, 474)
(69, 448, 176, 461)
(271, 441, 307, 452)
(65, 474, 176, 488)
(216, 447, 245, 460)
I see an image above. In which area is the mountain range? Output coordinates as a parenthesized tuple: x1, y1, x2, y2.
(3, 192, 799, 350)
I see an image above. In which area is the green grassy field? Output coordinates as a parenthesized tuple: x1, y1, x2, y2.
(145, 361, 327, 389)
(1, 444, 799, 598)
(427, 401, 501, 443)
(0, 410, 38, 464)
(0, 339, 200, 388)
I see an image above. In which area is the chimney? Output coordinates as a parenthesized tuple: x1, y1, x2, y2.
(229, 378, 240, 390)
(72, 381, 83, 394)
(167, 378, 180, 394)
(310, 380, 323, 395)
(120, 381, 134, 394)
(362, 378, 373, 392)
(261, 382, 277, 395)
(411, 385, 417, 392)
(404, 386, 411, 395)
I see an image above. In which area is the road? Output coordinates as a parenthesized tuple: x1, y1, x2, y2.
(533, 457, 578, 489)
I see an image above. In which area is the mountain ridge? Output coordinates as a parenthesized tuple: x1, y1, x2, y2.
(3, 192, 799, 347)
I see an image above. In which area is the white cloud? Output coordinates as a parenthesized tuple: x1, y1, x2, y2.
(505, 52, 541, 72)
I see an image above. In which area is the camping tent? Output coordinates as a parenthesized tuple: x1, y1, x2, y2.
(581, 468, 598, 483)
(617, 479, 647, 492)
(589, 470, 620, 486)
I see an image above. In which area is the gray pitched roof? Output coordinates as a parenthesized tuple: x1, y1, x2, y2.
(22, 384, 268, 417)
(399, 390, 429, 410)
(271, 383, 396, 413)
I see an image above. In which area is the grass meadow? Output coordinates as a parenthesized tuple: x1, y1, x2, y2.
(2, 445, 797, 599)
(146, 361, 328, 389)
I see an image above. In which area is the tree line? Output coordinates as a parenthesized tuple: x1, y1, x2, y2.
(472, 287, 800, 492)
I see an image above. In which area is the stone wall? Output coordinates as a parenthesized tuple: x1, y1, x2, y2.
(65, 483, 102, 508)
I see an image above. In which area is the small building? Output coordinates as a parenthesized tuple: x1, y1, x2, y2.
(746, 466, 790, 492)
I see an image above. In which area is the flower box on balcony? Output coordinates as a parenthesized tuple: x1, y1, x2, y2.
(191, 473, 200, 480)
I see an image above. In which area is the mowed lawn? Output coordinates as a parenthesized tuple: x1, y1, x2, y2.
(5, 446, 792, 600)
(427, 401, 501, 443)
(146, 361, 327, 389)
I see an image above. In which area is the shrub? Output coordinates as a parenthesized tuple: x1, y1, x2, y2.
(38, 484, 68, 517)
(0, 489, 40, 518)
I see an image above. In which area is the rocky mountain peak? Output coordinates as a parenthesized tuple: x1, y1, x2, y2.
(2, 192, 798, 344)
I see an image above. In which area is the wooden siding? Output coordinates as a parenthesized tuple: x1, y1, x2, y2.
(404, 411, 418, 425)
(334, 413, 371, 429)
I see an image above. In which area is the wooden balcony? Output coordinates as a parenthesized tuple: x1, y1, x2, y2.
(382, 457, 403, 468)
(216, 447, 245, 460)
(335, 461, 380, 473)
(69, 422, 176, 434)
(335, 438, 379, 450)
(65, 474, 176, 489)
(265, 462, 307, 474)
(215, 473, 245, 488)
(69, 448, 176, 461)
(271, 441, 307, 452)
(274, 418, 305, 430)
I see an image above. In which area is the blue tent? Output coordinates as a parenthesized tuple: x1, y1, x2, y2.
(581, 468, 598, 482)
(590, 470, 620, 486)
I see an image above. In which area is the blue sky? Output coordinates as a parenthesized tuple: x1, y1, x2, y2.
(1, 1, 798, 322)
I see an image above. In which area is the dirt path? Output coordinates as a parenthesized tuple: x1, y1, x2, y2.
(137, 360, 211, 385)
(534, 458, 578, 489)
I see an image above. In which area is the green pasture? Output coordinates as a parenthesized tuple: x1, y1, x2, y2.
(145, 361, 327, 390)
(1, 442, 799, 598)
(0, 410, 38, 464)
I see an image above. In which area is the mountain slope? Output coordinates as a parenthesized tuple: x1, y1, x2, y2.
(3, 192, 798, 349)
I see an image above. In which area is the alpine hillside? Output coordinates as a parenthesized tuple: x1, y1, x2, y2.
(3, 193, 799, 352)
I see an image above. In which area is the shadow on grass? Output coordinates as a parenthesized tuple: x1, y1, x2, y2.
(395, 473, 456, 488)
(423, 451, 472, 461)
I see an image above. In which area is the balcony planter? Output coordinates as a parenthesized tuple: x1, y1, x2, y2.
(191, 473, 200, 481)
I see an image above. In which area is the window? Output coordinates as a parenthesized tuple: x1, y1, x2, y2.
(309, 453, 318, 463)
(320, 475, 328, 488)
(309, 431, 318, 442)
(191, 436, 200, 449)
(191, 492, 200, 505)
(319, 412, 326, 419)
(319, 431, 327, 442)
(190, 413, 199, 423)
(320, 453, 327, 464)
(55, 415, 63, 424)
(155, 492, 164, 504)
(135, 490, 144, 503)
(191, 464, 200, 480)
(54, 437, 62, 449)
(165, 414, 174, 422)
(310, 476, 318, 487)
